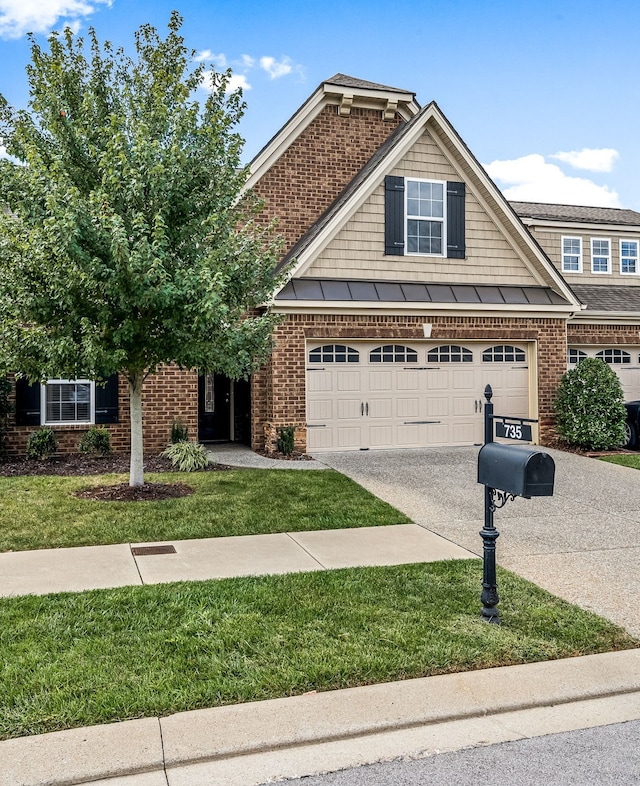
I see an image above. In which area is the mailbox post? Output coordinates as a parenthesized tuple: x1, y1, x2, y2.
(477, 385, 555, 623)
(480, 385, 499, 622)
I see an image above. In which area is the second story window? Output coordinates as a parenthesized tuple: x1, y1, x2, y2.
(591, 238, 611, 274)
(562, 236, 582, 272)
(621, 240, 639, 275)
(406, 179, 445, 255)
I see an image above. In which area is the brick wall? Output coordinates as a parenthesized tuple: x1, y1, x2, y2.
(5, 366, 198, 457)
(568, 323, 640, 344)
(252, 313, 567, 451)
(253, 105, 403, 256)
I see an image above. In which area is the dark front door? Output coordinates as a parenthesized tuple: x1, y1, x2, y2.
(198, 373, 231, 442)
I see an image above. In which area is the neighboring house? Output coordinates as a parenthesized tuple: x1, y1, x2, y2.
(5, 74, 640, 455)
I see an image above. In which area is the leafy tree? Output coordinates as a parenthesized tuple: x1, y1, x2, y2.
(0, 13, 282, 485)
(553, 357, 627, 450)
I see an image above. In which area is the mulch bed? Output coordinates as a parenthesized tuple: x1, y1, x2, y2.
(0, 452, 231, 501)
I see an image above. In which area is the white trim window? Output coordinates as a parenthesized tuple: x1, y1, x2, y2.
(42, 379, 95, 425)
(621, 240, 639, 275)
(561, 236, 582, 273)
(405, 178, 445, 256)
(591, 238, 611, 274)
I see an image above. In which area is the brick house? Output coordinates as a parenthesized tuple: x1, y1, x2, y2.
(6, 74, 640, 455)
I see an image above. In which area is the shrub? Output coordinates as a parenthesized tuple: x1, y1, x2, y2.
(276, 426, 295, 455)
(171, 419, 189, 443)
(553, 357, 627, 450)
(0, 376, 11, 455)
(26, 427, 58, 460)
(78, 426, 112, 455)
(162, 440, 209, 471)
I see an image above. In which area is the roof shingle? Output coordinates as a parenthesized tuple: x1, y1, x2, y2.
(511, 201, 640, 226)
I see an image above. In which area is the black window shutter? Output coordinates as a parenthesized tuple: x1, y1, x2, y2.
(447, 181, 466, 259)
(95, 374, 119, 424)
(385, 175, 405, 255)
(15, 377, 41, 426)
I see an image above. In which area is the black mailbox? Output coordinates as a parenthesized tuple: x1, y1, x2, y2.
(477, 443, 555, 498)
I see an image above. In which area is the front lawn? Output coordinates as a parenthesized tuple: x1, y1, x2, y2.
(0, 560, 636, 740)
(599, 454, 640, 470)
(0, 469, 410, 552)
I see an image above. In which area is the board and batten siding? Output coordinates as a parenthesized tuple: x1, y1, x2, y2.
(306, 129, 540, 286)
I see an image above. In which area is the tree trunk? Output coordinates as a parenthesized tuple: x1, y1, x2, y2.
(129, 370, 145, 487)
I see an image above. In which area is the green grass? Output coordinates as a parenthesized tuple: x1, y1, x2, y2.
(600, 454, 640, 470)
(0, 469, 410, 552)
(0, 561, 636, 740)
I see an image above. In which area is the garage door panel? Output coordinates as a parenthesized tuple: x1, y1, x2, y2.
(336, 427, 363, 449)
(426, 396, 449, 417)
(452, 369, 476, 390)
(397, 397, 420, 418)
(396, 424, 422, 446)
(452, 395, 474, 416)
(307, 371, 333, 392)
(396, 371, 421, 390)
(336, 371, 362, 392)
(307, 427, 333, 451)
(337, 399, 361, 419)
(368, 371, 393, 391)
(426, 370, 449, 390)
(369, 425, 394, 448)
(308, 399, 332, 421)
(368, 398, 393, 418)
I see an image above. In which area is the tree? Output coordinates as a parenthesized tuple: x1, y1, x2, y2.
(553, 357, 627, 450)
(0, 13, 282, 485)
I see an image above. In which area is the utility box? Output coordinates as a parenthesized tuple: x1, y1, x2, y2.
(478, 443, 555, 498)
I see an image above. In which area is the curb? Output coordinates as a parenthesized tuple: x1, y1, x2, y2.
(2, 649, 639, 786)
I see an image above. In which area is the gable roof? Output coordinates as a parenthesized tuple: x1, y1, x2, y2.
(273, 100, 580, 312)
(323, 73, 415, 95)
(512, 201, 640, 227)
(245, 74, 420, 192)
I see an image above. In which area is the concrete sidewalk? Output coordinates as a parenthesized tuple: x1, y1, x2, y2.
(0, 523, 473, 597)
(1, 649, 639, 786)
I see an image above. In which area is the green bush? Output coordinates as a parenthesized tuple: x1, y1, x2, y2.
(170, 419, 189, 443)
(78, 426, 112, 455)
(554, 357, 627, 450)
(162, 440, 209, 471)
(26, 427, 58, 460)
(276, 426, 295, 455)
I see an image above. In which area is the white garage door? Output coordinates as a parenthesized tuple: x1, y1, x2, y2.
(568, 346, 640, 401)
(306, 341, 531, 451)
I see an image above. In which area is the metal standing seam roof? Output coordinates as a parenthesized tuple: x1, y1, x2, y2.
(511, 201, 640, 226)
(570, 284, 640, 312)
(275, 279, 570, 306)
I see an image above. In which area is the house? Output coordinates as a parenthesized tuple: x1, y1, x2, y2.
(6, 74, 640, 456)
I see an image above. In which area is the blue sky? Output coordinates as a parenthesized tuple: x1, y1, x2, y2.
(1, 0, 638, 209)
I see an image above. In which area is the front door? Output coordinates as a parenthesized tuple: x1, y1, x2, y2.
(198, 373, 231, 442)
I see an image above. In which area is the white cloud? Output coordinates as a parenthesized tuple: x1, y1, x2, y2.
(241, 54, 254, 68)
(260, 55, 293, 79)
(194, 50, 229, 70)
(550, 147, 619, 173)
(484, 153, 620, 208)
(0, 0, 112, 39)
(200, 71, 251, 94)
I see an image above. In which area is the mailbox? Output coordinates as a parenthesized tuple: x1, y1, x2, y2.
(477, 443, 555, 498)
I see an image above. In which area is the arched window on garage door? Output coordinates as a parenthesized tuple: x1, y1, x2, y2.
(369, 344, 418, 363)
(568, 348, 587, 365)
(482, 345, 526, 363)
(596, 348, 631, 365)
(308, 344, 360, 363)
(427, 345, 473, 363)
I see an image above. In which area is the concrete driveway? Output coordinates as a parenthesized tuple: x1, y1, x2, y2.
(315, 446, 640, 639)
